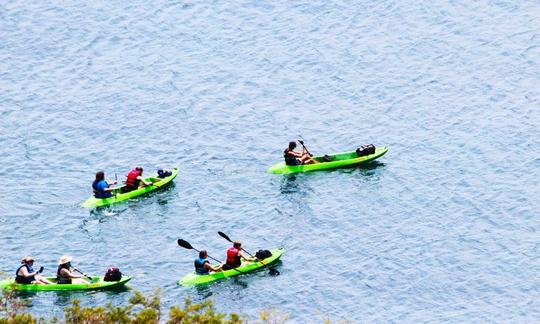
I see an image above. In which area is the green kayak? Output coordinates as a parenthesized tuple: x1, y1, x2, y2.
(82, 167, 179, 208)
(178, 248, 285, 286)
(0, 276, 131, 291)
(268, 147, 389, 174)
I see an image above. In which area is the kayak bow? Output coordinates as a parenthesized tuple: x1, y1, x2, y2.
(267, 147, 388, 174)
(81, 167, 179, 208)
(178, 248, 285, 286)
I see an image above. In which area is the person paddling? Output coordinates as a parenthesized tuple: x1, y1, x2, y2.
(223, 241, 254, 270)
(194, 250, 222, 275)
(121, 167, 153, 193)
(284, 141, 317, 165)
(57, 256, 90, 284)
(92, 171, 118, 199)
(15, 256, 52, 285)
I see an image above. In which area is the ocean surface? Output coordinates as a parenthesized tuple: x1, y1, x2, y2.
(1, 0, 539, 322)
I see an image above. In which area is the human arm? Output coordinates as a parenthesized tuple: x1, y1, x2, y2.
(19, 266, 43, 278)
(60, 268, 83, 279)
(103, 181, 118, 192)
(204, 261, 222, 273)
(137, 176, 153, 186)
(239, 250, 255, 262)
(287, 150, 303, 158)
(97, 181, 118, 192)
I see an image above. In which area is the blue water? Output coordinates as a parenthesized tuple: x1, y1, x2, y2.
(1, 0, 539, 322)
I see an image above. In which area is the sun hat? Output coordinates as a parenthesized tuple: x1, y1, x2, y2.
(21, 256, 35, 263)
(58, 255, 72, 265)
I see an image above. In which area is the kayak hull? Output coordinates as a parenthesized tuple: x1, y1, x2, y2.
(82, 167, 179, 208)
(0, 276, 131, 291)
(267, 147, 389, 174)
(178, 248, 285, 286)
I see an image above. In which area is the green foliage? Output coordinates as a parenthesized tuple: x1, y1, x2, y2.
(63, 289, 162, 324)
(258, 309, 289, 324)
(0, 288, 300, 323)
(1, 286, 33, 323)
(167, 298, 242, 324)
(0, 289, 250, 323)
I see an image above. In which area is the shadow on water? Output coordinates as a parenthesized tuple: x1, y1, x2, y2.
(338, 161, 386, 174)
(278, 162, 385, 193)
(83, 182, 178, 219)
(191, 261, 284, 300)
(279, 174, 316, 196)
(12, 286, 130, 307)
(52, 286, 131, 306)
(279, 175, 299, 194)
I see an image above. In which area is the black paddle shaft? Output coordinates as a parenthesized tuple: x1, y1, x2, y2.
(217, 231, 256, 258)
(177, 239, 222, 264)
(298, 140, 313, 157)
(74, 268, 93, 281)
(217, 231, 263, 262)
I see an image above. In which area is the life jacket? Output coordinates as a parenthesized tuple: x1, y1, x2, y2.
(15, 264, 35, 284)
(226, 247, 241, 268)
(92, 180, 111, 199)
(194, 258, 209, 275)
(57, 264, 72, 284)
(125, 169, 142, 189)
(283, 149, 299, 166)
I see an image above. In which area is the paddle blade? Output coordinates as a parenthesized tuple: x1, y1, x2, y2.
(177, 239, 193, 250)
(298, 140, 304, 145)
(218, 231, 232, 242)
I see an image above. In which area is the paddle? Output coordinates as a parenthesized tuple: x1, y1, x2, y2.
(113, 173, 119, 198)
(298, 140, 313, 157)
(217, 231, 267, 266)
(177, 239, 245, 274)
(74, 268, 94, 282)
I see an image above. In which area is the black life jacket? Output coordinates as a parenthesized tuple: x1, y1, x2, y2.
(15, 264, 35, 284)
(283, 149, 299, 166)
(57, 264, 72, 284)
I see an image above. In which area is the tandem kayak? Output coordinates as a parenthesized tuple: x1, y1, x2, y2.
(0, 276, 131, 291)
(178, 248, 285, 286)
(267, 147, 389, 174)
(82, 167, 179, 208)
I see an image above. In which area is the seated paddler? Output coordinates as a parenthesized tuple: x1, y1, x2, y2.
(223, 241, 254, 270)
(121, 167, 153, 193)
(194, 250, 222, 275)
(284, 141, 317, 165)
(57, 256, 90, 284)
(15, 256, 52, 285)
(92, 171, 118, 199)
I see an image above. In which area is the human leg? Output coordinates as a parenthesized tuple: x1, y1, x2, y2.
(35, 275, 52, 284)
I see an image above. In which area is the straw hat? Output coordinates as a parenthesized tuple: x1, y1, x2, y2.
(21, 256, 35, 263)
(58, 255, 72, 265)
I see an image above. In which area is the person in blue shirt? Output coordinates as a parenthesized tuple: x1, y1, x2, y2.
(92, 171, 118, 199)
(194, 250, 222, 275)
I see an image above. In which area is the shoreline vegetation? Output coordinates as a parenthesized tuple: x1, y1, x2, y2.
(0, 287, 307, 323)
